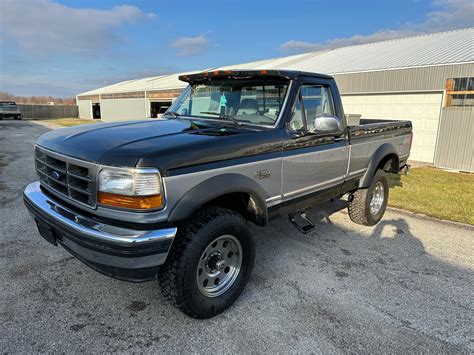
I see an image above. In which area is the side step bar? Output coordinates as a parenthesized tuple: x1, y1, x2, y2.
(289, 210, 315, 234)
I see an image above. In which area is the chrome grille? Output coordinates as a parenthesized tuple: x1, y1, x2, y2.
(35, 147, 98, 208)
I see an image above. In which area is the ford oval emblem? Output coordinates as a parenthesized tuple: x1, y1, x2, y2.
(50, 171, 60, 180)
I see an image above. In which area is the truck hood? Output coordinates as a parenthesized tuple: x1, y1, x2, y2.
(37, 119, 281, 173)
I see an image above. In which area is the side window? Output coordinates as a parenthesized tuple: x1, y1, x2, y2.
(301, 85, 335, 131)
(289, 94, 305, 132)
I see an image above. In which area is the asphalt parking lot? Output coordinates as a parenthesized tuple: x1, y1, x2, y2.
(1, 120, 473, 353)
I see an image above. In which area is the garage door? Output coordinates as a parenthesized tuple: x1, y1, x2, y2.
(77, 99, 92, 119)
(341, 93, 443, 163)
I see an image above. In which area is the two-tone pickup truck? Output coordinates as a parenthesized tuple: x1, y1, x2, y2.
(24, 70, 412, 318)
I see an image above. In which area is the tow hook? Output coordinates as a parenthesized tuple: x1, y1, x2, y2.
(289, 209, 315, 234)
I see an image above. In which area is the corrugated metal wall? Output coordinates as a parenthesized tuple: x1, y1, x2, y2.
(334, 63, 474, 94)
(434, 106, 474, 172)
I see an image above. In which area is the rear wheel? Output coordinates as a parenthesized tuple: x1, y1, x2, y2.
(158, 207, 255, 318)
(14, 115, 21, 120)
(348, 169, 389, 226)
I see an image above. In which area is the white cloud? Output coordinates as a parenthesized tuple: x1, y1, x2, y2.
(171, 34, 210, 56)
(281, 0, 474, 53)
(0, 0, 156, 55)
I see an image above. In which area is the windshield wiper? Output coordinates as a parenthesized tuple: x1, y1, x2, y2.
(199, 111, 242, 127)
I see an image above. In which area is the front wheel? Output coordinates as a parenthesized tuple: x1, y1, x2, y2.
(348, 169, 389, 226)
(158, 207, 255, 318)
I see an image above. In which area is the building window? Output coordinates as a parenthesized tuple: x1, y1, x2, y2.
(445, 77, 474, 107)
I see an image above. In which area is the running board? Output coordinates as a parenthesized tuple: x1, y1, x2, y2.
(289, 210, 315, 234)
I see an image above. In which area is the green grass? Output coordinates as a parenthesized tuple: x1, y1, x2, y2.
(42, 118, 100, 127)
(389, 167, 474, 225)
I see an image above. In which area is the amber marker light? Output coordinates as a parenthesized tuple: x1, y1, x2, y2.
(98, 192, 163, 210)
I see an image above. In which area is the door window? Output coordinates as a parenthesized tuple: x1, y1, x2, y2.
(301, 85, 335, 130)
(289, 94, 305, 132)
(289, 85, 335, 132)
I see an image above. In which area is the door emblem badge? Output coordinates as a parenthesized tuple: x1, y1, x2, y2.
(255, 169, 271, 179)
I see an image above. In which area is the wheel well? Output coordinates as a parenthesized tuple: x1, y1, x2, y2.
(377, 153, 399, 174)
(203, 192, 267, 226)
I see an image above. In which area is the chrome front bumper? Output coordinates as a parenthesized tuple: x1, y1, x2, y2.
(23, 181, 177, 282)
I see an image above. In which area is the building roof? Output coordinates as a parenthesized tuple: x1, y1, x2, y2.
(78, 72, 198, 96)
(78, 28, 474, 97)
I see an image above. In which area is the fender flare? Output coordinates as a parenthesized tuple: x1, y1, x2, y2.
(359, 143, 399, 188)
(168, 173, 269, 225)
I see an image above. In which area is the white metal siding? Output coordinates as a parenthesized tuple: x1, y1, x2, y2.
(77, 100, 92, 119)
(100, 98, 147, 121)
(342, 93, 443, 163)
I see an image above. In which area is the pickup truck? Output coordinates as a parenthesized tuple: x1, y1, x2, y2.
(24, 70, 412, 318)
(0, 101, 22, 120)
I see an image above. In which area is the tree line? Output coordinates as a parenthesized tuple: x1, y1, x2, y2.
(0, 91, 76, 106)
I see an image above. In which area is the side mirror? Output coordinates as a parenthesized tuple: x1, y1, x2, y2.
(311, 116, 341, 134)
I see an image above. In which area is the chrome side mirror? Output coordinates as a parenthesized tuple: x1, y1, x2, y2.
(311, 116, 342, 134)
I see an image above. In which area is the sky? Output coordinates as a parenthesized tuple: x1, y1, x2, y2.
(0, 0, 472, 97)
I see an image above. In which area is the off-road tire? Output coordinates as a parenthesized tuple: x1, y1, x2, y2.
(158, 207, 255, 319)
(348, 169, 389, 226)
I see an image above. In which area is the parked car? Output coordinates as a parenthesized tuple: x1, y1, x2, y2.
(0, 101, 22, 120)
(24, 70, 412, 318)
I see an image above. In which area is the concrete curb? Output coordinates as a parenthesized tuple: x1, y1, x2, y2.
(387, 206, 474, 230)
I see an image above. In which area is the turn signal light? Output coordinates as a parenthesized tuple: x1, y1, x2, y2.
(98, 192, 163, 210)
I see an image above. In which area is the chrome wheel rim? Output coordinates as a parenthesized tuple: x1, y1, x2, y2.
(370, 182, 385, 215)
(197, 235, 243, 297)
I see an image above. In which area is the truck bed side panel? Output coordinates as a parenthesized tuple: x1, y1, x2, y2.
(348, 120, 412, 177)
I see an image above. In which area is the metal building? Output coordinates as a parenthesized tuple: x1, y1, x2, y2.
(77, 28, 474, 171)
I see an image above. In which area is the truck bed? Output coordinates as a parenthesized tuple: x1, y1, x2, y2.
(348, 119, 412, 141)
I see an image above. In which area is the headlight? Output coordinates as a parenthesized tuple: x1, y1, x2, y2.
(98, 167, 164, 210)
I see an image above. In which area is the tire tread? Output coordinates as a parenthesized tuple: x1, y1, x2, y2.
(348, 169, 388, 226)
(158, 206, 248, 318)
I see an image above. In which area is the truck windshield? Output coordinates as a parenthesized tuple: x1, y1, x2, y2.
(166, 79, 290, 126)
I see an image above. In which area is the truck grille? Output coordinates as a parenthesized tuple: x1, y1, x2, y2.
(35, 147, 98, 208)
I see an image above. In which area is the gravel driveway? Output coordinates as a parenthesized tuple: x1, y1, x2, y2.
(1, 120, 473, 353)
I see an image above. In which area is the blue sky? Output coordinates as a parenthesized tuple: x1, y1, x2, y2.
(0, 0, 472, 97)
